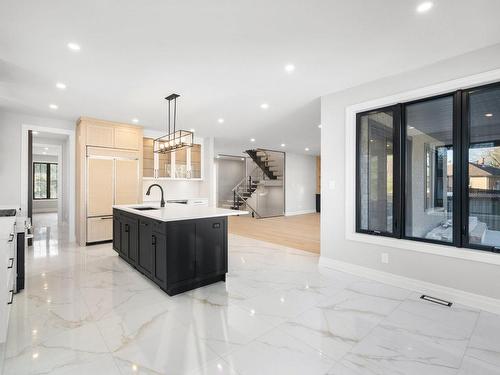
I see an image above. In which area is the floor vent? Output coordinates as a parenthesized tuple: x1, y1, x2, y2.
(420, 295, 452, 307)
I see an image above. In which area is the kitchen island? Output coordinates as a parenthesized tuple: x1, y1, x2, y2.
(112, 203, 247, 296)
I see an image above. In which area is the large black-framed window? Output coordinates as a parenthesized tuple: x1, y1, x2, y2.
(356, 81, 500, 253)
(462, 83, 500, 252)
(356, 105, 400, 237)
(33, 162, 58, 200)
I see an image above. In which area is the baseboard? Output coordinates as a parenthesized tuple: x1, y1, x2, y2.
(319, 256, 500, 315)
(285, 209, 316, 216)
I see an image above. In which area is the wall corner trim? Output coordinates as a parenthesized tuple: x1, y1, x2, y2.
(319, 256, 500, 315)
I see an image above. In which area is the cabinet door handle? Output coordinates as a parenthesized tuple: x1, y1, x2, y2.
(100, 217, 113, 220)
(7, 290, 14, 305)
(152, 235, 156, 246)
(125, 224, 129, 233)
(8, 233, 14, 243)
(7, 258, 14, 269)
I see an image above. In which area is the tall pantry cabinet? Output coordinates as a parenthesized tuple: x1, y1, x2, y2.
(76, 117, 143, 246)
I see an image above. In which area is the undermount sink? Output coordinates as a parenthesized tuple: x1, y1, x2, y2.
(132, 206, 159, 211)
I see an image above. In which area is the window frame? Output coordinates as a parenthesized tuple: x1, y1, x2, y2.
(355, 84, 500, 252)
(32, 162, 58, 200)
(461, 81, 500, 252)
(399, 92, 462, 248)
(355, 104, 401, 239)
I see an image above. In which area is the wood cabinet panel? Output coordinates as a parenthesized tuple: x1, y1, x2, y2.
(87, 217, 113, 242)
(87, 124, 114, 148)
(87, 158, 114, 216)
(115, 127, 141, 150)
(153, 232, 167, 288)
(195, 217, 226, 276)
(115, 159, 140, 205)
(166, 221, 196, 284)
(138, 219, 154, 277)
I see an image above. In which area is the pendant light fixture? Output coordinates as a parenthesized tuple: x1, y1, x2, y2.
(154, 93, 194, 154)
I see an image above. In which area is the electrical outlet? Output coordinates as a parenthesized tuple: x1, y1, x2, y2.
(329, 180, 336, 190)
(381, 253, 389, 264)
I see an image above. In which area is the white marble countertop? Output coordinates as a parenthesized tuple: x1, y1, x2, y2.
(113, 202, 248, 222)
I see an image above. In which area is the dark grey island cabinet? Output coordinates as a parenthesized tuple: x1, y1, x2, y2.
(112, 208, 228, 295)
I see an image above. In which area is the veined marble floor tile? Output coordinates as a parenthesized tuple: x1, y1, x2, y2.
(466, 311, 500, 367)
(3, 323, 116, 375)
(6, 225, 500, 375)
(96, 300, 219, 374)
(335, 323, 467, 374)
(223, 328, 335, 375)
(458, 355, 500, 375)
(233, 287, 328, 321)
(172, 299, 277, 356)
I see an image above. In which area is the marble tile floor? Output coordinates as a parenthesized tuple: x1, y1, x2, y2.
(1, 223, 500, 374)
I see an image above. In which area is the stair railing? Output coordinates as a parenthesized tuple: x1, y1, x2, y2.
(231, 166, 262, 217)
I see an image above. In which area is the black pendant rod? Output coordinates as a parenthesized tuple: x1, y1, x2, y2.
(165, 93, 180, 140)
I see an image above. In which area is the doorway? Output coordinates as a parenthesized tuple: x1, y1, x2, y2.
(21, 125, 76, 245)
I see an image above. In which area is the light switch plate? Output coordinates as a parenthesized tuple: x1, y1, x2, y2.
(329, 181, 336, 190)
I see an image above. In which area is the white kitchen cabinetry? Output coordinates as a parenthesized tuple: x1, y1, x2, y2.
(0, 217, 16, 343)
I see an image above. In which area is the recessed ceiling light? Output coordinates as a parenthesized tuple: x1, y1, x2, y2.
(250, 138, 256, 142)
(318, 124, 322, 128)
(49, 104, 58, 110)
(281, 143, 286, 147)
(260, 103, 269, 110)
(67, 42, 81, 51)
(217, 118, 224, 124)
(485, 113, 493, 117)
(44, 147, 48, 151)
(284, 64, 295, 73)
(409, 126, 415, 129)
(131, 118, 139, 123)
(417, 1, 433, 13)
(216, 155, 220, 159)
(305, 147, 310, 151)
(32, 131, 39, 135)
(190, 128, 195, 132)
(55, 82, 66, 90)
(42, 152, 46, 155)
(241, 158, 245, 161)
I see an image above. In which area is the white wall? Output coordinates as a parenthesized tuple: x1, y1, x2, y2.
(285, 152, 317, 215)
(0, 110, 74, 211)
(321, 43, 500, 300)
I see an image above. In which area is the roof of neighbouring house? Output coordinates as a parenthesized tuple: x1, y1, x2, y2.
(469, 163, 500, 177)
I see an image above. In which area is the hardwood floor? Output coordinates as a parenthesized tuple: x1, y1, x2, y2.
(228, 213, 320, 254)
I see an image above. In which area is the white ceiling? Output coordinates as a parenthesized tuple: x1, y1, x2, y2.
(2, 0, 500, 155)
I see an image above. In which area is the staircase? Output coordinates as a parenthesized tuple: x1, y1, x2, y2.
(230, 175, 260, 213)
(226, 149, 284, 217)
(245, 149, 283, 180)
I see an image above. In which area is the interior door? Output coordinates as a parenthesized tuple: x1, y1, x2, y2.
(115, 159, 139, 205)
(87, 158, 114, 216)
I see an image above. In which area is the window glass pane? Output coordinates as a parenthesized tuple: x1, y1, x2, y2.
(405, 96, 454, 243)
(468, 86, 500, 248)
(34, 163, 48, 199)
(50, 164, 58, 199)
(358, 110, 394, 233)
